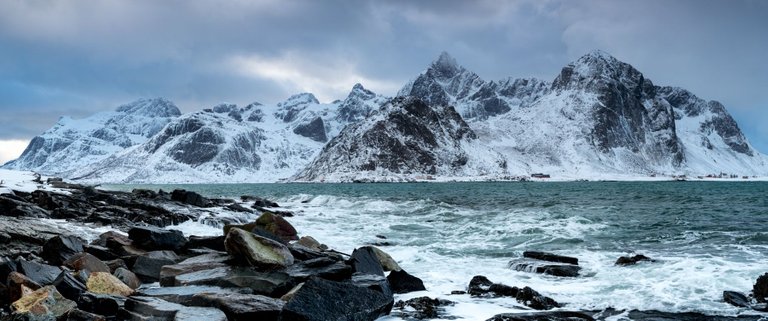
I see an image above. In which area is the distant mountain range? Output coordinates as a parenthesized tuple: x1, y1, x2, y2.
(4, 50, 767, 182)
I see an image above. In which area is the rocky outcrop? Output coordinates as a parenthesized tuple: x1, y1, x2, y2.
(224, 228, 295, 269)
(509, 251, 581, 277)
(467, 275, 560, 310)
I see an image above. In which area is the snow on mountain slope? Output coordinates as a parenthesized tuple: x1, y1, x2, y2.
(294, 96, 508, 182)
(70, 85, 388, 183)
(2, 98, 181, 176)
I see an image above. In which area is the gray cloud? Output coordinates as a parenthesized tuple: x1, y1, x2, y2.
(0, 0, 766, 152)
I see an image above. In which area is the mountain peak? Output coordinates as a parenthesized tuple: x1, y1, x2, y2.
(115, 98, 181, 118)
(572, 49, 623, 69)
(431, 51, 460, 74)
(352, 83, 365, 91)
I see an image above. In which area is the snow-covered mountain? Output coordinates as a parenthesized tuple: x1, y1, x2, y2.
(402, 50, 768, 177)
(2, 98, 181, 176)
(68, 84, 388, 183)
(293, 96, 508, 182)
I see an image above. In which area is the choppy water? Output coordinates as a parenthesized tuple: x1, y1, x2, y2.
(104, 181, 768, 320)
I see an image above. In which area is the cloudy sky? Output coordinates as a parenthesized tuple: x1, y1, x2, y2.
(1, 0, 767, 163)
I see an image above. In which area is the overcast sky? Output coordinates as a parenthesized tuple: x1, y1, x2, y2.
(1, 0, 767, 163)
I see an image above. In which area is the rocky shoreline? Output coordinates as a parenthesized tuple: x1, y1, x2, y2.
(0, 180, 767, 321)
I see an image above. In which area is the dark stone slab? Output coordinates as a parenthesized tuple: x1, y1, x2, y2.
(523, 251, 579, 265)
(281, 277, 393, 321)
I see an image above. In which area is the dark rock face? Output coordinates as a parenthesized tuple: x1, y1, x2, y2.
(293, 117, 328, 143)
(337, 83, 385, 122)
(42, 235, 86, 266)
(486, 311, 595, 321)
(523, 251, 579, 265)
(508, 259, 581, 277)
(63, 253, 111, 274)
(76, 293, 124, 317)
(17, 260, 64, 285)
(624, 310, 767, 321)
(122, 296, 227, 321)
(387, 269, 426, 294)
(132, 251, 182, 282)
(516, 286, 560, 310)
(53, 272, 88, 301)
(723, 291, 750, 308)
(280, 277, 393, 321)
(170, 189, 212, 208)
(350, 247, 385, 276)
(468, 275, 518, 298)
(173, 266, 294, 297)
(753, 273, 768, 303)
(615, 254, 654, 266)
(128, 225, 188, 251)
(393, 296, 454, 320)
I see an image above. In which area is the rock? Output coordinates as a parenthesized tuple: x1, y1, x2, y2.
(723, 291, 750, 308)
(53, 272, 88, 301)
(0, 256, 18, 283)
(226, 203, 253, 213)
(486, 311, 595, 321)
(66, 308, 106, 321)
(293, 116, 328, 142)
(393, 296, 455, 320)
(296, 236, 327, 251)
(131, 250, 181, 282)
(17, 259, 64, 285)
(289, 244, 331, 261)
(42, 235, 86, 266)
(86, 272, 134, 297)
(280, 277, 393, 321)
(280, 283, 303, 302)
(387, 269, 426, 294)
(516, 286, 560, 310)
(224, 228, 294, 269)
(284, 257, 352, 282)
(468, 275, 518, 297)
(360, 246, 401, 272)
(11, 285, 78, 320)
(7, 271, 42, 303)
(186, 292, 284, 321)
(170, 189, 212, 207)
(160, 261, 229, 287)
(754, 273, 768, 303)
(624, 310, 767, 320)
(123, 296, 227, 321)
(128, 225, 187, 251)
(523, 251, 579, 265)
(350, 247, 385, 276)
(84, 245, 119, 261)
(251, 226, 288, 245)
(137, 285, 252, 302)
(64, 253, 111, 275)
(241, 196, 279, 208)
(104, 259, 128, 273)
(508, 259, 581, 277)
(186, 235, 226, 251)
(173, 266, 294, 297)
(615, 254, 654, 266)
(114, 267, 142, 289)
(76, 293, 124, 317)
(351, 272, 394, 298)
(255, 212, 298, 242)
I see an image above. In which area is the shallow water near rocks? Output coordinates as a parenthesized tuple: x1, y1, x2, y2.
(103, 181, 768, 320)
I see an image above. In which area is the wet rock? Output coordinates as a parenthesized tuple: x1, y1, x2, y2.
(723, 291, 750, 308)
(11, 286, 77, 320)
(242, 196, 279, 208)
(113, 267, 141, 289)
(468, 275, 518, 298)
(624, 310, 767, 320)
(103, 259, 128, 273)
(393, 296, 455, 320)
(280, 283, 303, 302)
(185, 292, 284, 321)
(128, 225, 187, 251)
(84, 245, 119, 261)
(159, 260, 229, 286)
(173, 266, 294, 297)
(486, 311, 595, 321)
(0, 256, 18, 284)
(0, 217, 71, 258)
(17, 259, 63, 285)
(754, 273, 768, 303)
(86, 272, 134, 297)
(76, 293, 124, 317)
(523, 251, 579, 265)
(186, 235, 226, 252)
(516, 286, 560, 310)
(364, 246, 401, 272)
(255, 212, 298, 243)
(42, 235, 86, 266)
(296, 236, 328, 251)
(7, 271, 42, 303)
(137, 285, 252, 302)
(351, 272, 394, 298)
(281, 277, 393, 321)
(131, 250, 181, 282)
(226, 203, 253, 213)
(64, 253, 111, 275)
(286, 258, 352, 282)
(288, 244, 330, 261)
(66, 308, 106, 321)
(387, 269, 426, 294)
(224, 228, 294, 269)
(508, 259, 581, 277)
(0, 194, 50, 218)
(53, 272, 88, 301)
(350, 246, 385, 276)
(170, 189, 212, 207)
(615, 254, 654, 266)
(122, 296, 226, 321)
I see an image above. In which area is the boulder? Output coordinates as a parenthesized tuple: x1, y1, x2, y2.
(7, 271, 42, 303)
(296, 236, 327, 251)
(255, 212, 298, 242)
(66, 308, 106, 321)
(224, 228, 294, 269)
(241, 196, 279, 208)
(350, 247, 385, 276)
(104, 259, 128, 273)
(113, 267, 142, 289)
(0, 256, 18, 284)
(723, 291, 750, 308)
(226, 203, 253, 213)
(186, 292, 284, 321)
(131, 250, 181, 282)
(76, 293, 125, 317)
(64, 253, 111, 275)
(128, 225, 187, 251)
(280, 277, 393, 321)
(468, 275, 518, 297)
(53, 272, 88, 301)
(171, 189, 212, 207)
(42, 235, 86, 266)
(86, 272, 134, 297)
(387, 269, 426, 294)
(508, 259, 581, 277)
(122, 296, 226, 321)
(754, 273, 768, 303)
(11, 285, 78, 320)
(186, 235, 226, 252)
(17, 259, 64, 285)
(173, 266, 294, 297)
(284, 257, 352, 282)
(84, 245, 119, 261)
(615, 254, 654, 266)
(523, 251, 579, 265)
(351, 272, 394, 298)
(367, 246, 401, 272)
(516, 286, 560, 310)
(160, 261, 229, 287)
(393, 296, 455, 320)
(137, 285, 252, 302)
(486, 311, 595, 321)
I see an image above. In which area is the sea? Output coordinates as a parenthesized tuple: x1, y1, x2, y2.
(103, 181, 768, 320)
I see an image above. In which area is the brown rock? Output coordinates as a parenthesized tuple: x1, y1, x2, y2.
(7, 271, 42, 303)
(11, 285, 77, 320)
(224, 228, 294, 269)
(64, 253, 111, 274)
(86, 272, 134, 297)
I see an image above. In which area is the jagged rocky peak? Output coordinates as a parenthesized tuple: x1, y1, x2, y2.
(553, 50, 654, 94)
(337, 83, 389, 122)
(293, 116, 328, 142)
(294, 96, 508, 182)
(431, 51, 462, 78)
(115, 97, 181, 118)
(398, 51, 485, 108)
(275, 93, 320, 122)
